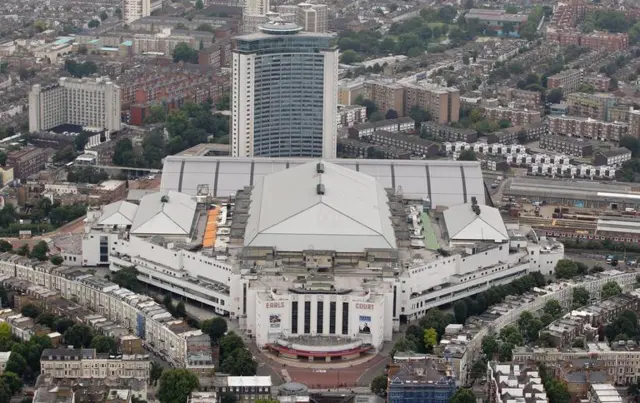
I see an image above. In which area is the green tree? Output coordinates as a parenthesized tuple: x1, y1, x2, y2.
(517, 311, 542, 342)
(88, 19, 100, 28)
(90, 335, 117, 354)
(451, 388, 476, 403)
(64, 324, 94, 348)
(453, 300, 468, 324)
(419, 309, 453, 340)
(423, 328, 437, 350)
(469, 359, 487, 381)
(219, 332, 245, 362)
(53, 145, 77, 164)
(220, 348, 257, 376)
(0, 151, 6, 166)
(30, 240, 49, 261)
(554, 259, 578, 279)
(355, 96, 378, 117)
(605, 310, 639, 342)
(112, 138, 136, 166)
(141, 130, 167, 169)
(369, 111, 385, 122)
(602, 281, 622, 299)
(74, 131, 93, 151)
(35, 312, 56, 328)
(371, 374, 388, 397)
(458, 149, 477, 161)
(620, 136, 640, 157)
(50, 255, 63, 265)
(0, 323, 10, 340)
(196, 24, 214, 32)
(150, 361, 164, 385)
(0, 241, 12, 253)
(21, 304, 41, 319)
(4, 354, 26, 375)
(539, 313, 553, 328)
(216, 93, 230, 110)
(99, 11, 108, 21)
(33, 20, 48, 32)
(16, 244, 29, 257)
(195, 0, 204, 9)
(505, 5, 518, 13)
(572, 287, 590, 309)
(1, 371, 22, 394)
(410, 107, 431, 126)
(54, 318, 74, 334)
(221, 393, 238, 403)
(499, 342, 514, 361)
(339, 50, 361, 64)
(157, 369, 199, 403)
(111, 266, 141, 293)
(172, 42, 199, 64)
(543, 299, 563, 319)
(547, 88, 563, 103)
(390, 336, 418, 357)
(175, 301, 187, 318)
(201, 317, 228, 344)
(385, 109, 399, 120)
(163, 294, 174, 311)
(144, 105, 167, 124)
(499, 325, 524, 346)
(481, 335, 499, 358)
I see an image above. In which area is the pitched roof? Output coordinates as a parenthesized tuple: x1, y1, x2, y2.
(244, 160, 397, 252)
(96, 201, 138, 226)
(130, 190, 196, 236)
(443, 203, 508, 242)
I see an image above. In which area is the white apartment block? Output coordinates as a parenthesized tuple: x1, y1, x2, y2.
(336, 104, 366, 128)
(29, 77, 121, 134)
(40, 348, 150, 380)
(0, 254, 203, 368)
(122, 0, 163, 24)
(244, 0, 270, 17)
(548, 115, 629, 142)
(276, 3, 329, 33)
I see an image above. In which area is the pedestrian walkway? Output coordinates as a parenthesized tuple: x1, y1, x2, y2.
(264, 351, 379, 369)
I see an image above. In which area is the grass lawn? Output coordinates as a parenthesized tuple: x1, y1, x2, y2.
(421, 213, 440, 250)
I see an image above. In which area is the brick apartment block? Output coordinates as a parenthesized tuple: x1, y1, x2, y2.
(548, 115, 628, 142)
(566, 92, 617, 121)
(483, 106, 542, 126)
(547, 69, 583, 94)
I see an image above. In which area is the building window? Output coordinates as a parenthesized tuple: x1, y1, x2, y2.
(291, 301, 298, 334)
(316, 301, 324, 334)
(342, 302, 349, 335)
(304, 301, 311, 334)
(329, 302, 336, 334)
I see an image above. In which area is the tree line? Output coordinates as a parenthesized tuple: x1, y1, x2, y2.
(112, 102, 229, 169)
(0, 198, 86, 238)
(560, 236, 640, 254)
(392, 272, 546, 357)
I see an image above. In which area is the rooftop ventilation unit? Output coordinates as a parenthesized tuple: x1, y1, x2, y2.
(316, 183, 325, 195)
(471, 196, 477, 206)
(472, 205, 481, 216)
(316, 162, 325, 173)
